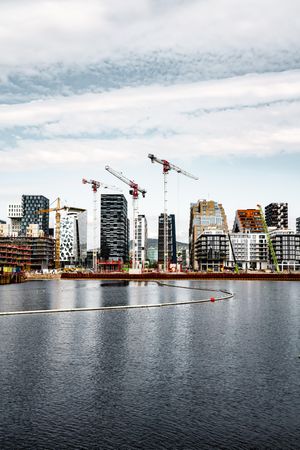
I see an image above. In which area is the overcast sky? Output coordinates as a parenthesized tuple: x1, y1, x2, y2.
(1, 0, 300, 244)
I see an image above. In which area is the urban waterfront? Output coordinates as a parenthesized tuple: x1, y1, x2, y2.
(0, 280, 299, 449)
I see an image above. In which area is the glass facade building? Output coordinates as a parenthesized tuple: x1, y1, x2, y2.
(100, 194, 129, 263)
(158, 213, 177, 265)
(21, 195, 49, 236)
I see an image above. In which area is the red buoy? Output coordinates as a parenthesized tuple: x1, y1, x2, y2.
(210, 297, 215, 302)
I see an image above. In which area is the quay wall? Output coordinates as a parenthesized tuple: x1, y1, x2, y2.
(61, 272, 300, 282)
(0, 273, 25, 285)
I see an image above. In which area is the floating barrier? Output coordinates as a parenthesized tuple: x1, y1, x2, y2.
(0, 281, 234, 317)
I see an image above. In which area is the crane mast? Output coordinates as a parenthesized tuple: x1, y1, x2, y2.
(36, 197, 69, 270)
(82, 178, 119, 271)
(105, 166, 146, 271)
(148, 154, 198, 272)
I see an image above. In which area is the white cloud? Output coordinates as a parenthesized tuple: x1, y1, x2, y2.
(0, 0, 299, 71)
(1, 70, 300, 173)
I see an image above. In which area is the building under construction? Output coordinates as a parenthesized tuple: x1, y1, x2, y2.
(0, 236, 54, 271)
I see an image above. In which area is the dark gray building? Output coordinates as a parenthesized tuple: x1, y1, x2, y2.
(158, 214, 177, 265)
(21, 195, 49, 236)
(100, 194, 129, 263)
(265, 203, 288, 229)
(269, 229, 300, 271)
(195, 230, 227, 272)
(296, 217, 300, 234)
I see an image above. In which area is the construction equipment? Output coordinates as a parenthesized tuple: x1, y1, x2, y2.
(36, 198, 69, 270)
(257, 204, 280, 273)
(148, 154, 198, 271)
(105, 166, 146, 271)
(227, 231, 239, 274)
(82, 178, 119, 271)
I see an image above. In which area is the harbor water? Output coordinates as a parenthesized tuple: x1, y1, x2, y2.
(0, 280, 299, 449)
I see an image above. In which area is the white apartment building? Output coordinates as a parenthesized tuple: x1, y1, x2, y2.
(227, 232, 268, 271)
(134, 214, 147, 268)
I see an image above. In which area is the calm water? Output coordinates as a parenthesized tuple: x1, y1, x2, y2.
(0, 280, 299, 449)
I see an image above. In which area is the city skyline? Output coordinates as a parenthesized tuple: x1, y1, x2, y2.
(1, 0, 300, 243)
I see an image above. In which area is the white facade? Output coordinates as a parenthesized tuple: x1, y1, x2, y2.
(60, 208, 87, 264)
(227, 232, 268, 270)
(134, 215, 147, 268)
(26, 223, 44, 238)
(8, 204, 23, 236)
(0, 223, 11, 237)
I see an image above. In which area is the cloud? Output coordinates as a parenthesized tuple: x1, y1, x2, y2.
(1, 70, 300, 173)
(0, 0, 299, 95)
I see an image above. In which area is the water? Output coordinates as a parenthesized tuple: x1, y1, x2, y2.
(0, 280, 299, 449)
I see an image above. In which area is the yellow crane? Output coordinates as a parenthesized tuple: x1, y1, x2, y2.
(36, 198, 69, 270)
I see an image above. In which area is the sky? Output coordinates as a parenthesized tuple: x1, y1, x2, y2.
(1, 0, 300, 245)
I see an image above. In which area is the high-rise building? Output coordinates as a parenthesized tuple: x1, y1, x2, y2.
(135, 214, 147, 267)
(60, 208, 87, 265)
(21, 195, 49, 236)
(233, 209, 264, 233)
(265, 203, 288, 229)
(189, 200, 228, 270)
(8, 204, 23, 236)
(297, 217, 300, 234)
(158, 214, 177, 265)
(100, 194, 129, 263)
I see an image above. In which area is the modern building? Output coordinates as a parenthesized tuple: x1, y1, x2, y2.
(0, 236, 54, 270)
(189, 200, 228, 270)
(60, 208, 87, 266)
(158, 213, 177, 266)
(147, 246, 158, 264)
(296, 217, 300, 234)
(100, 194, 129, 263)
(0, 243, 31, 273)
(269, 229, 300, 271)
(227, 232, 268, 271)
(265, 203, 288, 229)
(233, 209, 264, 233)
(195, 230, 227, 272)
(21, 195, 49, 236)
(134, 214, 147, 267)
(8, 204, 23, 236)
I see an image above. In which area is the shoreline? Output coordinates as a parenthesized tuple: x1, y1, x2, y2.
(60, 272, 300, 282)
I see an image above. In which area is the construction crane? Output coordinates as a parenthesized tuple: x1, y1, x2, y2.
(148, 154, 198, 272)
(82, 178, 120, 271)
(36, 198, 69, 270)
(257, 204, 280, 273)
(105, 166, 146, 271)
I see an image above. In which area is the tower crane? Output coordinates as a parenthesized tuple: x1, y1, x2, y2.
(257, 204, 280, 273)
(36, 198, 69, 270)
(82, 178, 120, 271)
(105, 166, 146, 271)
(148, 154, 198, 272)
